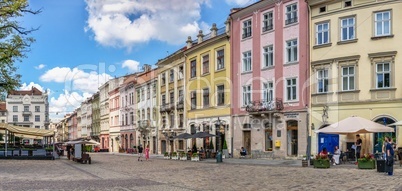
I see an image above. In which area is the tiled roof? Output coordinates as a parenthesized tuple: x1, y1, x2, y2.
(9, 87, 43, 96)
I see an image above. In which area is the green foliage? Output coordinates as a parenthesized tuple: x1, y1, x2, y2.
(84, 145, 92, 152)
(164, 152, 168, 156)
(192, 153, 198, 157)
(222, 139, 228, 150)
(172, 152, 177, 156)
(0, 0, 40, 95)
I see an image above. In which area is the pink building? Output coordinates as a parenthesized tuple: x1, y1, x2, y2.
(230, 0, 309, 158)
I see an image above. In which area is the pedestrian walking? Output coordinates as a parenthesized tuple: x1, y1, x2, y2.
(386, 136, 395, 176)
(145, 145, 150, 161)
(138, 144, 143, 161)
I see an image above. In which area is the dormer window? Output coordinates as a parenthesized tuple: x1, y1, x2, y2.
(319, 6, 326, 13)
(344, 0, 352, 7)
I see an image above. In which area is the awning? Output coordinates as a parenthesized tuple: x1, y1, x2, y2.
(0, 123, 54, 139)
(315, 116, 394, 134)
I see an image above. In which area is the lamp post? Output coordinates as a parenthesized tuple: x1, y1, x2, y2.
(215, 117, 224, 163)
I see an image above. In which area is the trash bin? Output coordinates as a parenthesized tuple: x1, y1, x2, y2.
(216, 151, 222, 163)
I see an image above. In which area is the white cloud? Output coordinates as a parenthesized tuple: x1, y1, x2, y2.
(49, 90, 93, 120)
(34, 64, 46, 70)
(20, 82, 48, 93)
(122, 59, 140, 72)
(84, 0, 209, 49)
(225, 0, 255, 6)
(40, 67, 112, 94)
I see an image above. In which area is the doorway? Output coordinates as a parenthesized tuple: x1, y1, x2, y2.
(287, 120, 298, 156)
(318, 133, 339, 154)
(170, 140, 174, 153)
(243, 131, 251, 155)
(161, 140, 166, 154)
(152, 137, 156, 154)
(374, 117, 396, 153)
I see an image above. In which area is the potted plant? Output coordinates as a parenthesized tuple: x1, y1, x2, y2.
(191, 153, 199, 161)
(313, 154, 330, 168)
(358, 153, 375, 169)
(222, 139, 229, 158)
(171, 152, 178, 160)
(179, 152, 187, 161)
(163, 152, 170, 159)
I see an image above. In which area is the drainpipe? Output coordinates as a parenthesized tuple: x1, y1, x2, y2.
(306, 0, 312, 164)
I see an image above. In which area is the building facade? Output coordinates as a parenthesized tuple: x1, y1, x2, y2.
(0, 102, 7, 123)
(185, 23, 232, 154)
(308, 0, 402, 154)
(157, 48, 186, 154)
(99, 81, 110, 151)
(91, 92, 100, 142)
(6, 87, 50, 144)
(135, 66, 158, 154)
(108, 76, 125, 153)
(230, 0, 309, 158)
(119, 74, 137, 151)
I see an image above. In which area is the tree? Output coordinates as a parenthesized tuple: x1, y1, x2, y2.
(0, 0, 40, 93)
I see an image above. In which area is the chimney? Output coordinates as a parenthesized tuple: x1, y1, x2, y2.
(197, 30, 204, 44)
(225, 17, 230, 35)
(210, 23, 218, 37)
(186, 36, 192, 49)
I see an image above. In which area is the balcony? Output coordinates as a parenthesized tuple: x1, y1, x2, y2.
(159, 104, 167, 113)
(176, 101, 184, 110)
(167, 103, 175, 111)
(245, 98, 284, 115)
(138, 120, 150, 129)
(285, 17, 298, 25)
(22, 111, 32, 116)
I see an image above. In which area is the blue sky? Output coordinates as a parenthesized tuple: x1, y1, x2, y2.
(17, 0, 256, 121)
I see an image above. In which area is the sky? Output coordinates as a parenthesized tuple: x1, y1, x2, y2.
(16, 0, 257, 122)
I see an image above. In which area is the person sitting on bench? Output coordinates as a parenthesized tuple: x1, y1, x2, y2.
(240, 147, 247, 157)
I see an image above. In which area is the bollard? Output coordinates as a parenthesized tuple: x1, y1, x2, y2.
(216, 151, 223, 163)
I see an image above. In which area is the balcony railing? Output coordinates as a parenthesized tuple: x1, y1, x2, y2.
(245, 98, 284, 113)
(159, 104, 167, 113)
(242, 31, 252, 39)
(285, 17, 298, 25)
(22, 111, 32, 116)
(176, 101, 184, 110)
(262, 24, 273, 32)
(138, 120, 150, 129)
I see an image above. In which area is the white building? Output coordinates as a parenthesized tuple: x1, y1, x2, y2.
(109, 76, 125, 153)
(0, 102, 7, 124)
(6, 87, 50, 144)
(99, 81, 110, 151)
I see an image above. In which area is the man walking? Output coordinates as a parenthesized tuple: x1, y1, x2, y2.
(355, 134, 362, 162)
(386, 136, 394, 176)
(138, 144, 143, 161)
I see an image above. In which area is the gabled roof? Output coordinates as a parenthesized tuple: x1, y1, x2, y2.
(8, 87, 43, 96)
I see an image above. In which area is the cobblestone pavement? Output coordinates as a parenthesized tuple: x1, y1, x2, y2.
(0, 153, 401, 191)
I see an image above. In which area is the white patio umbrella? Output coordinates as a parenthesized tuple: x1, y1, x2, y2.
(388, 121, 402, 126)
(315, 116, 394, 134)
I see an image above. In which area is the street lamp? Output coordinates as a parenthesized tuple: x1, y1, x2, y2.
(215, 117, 225, 163)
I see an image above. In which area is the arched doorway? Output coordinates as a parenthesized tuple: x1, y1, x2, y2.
(373, 117, 396, 153)
(125, 134, 128, 151)
(287, 120, 298, 156)
(129, 134, 133, 149)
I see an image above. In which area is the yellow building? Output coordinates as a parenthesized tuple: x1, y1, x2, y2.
(308, 0, 402, 156)
(185, 22, 232, 155)
(157, 48, 186, 154)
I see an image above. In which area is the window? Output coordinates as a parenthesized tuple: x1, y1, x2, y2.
(341, 17, 355, 41)
(202, 55, 209, 74)
(263, 45, 274, 67)
(286, 78, 297, 101)
(263, 82, 274, 102)
(342, 66, 355, 91)
(242, 85, 252, 106)
(161, 94, 166, 105)
(317, 69, 329, 93)
(319, 6, 326, 13)
(242, 51, 252, 72)
(375, 11, 391, 37)
(162, 116, 166, 128)
(316, 22, 329, 45)
(161, 73, 166, 84)
(191, 91, 197, 110)
(142, 109, 145, 119)
(242, 19, 252, 39)
(13, 115, 17, 122)
(170, 92, 174, 104)
(263, 12, 273, 32)
(170, 114, 175, 128)
(217, 49, 224, 70)
(147, 86, 150, 99)
(179, 114, 183, 128)
(376, 63, 390, 88)
(285, 4, 298, 25)
(169, 69, 174, 82)
(137, 90, 140, 103)
(35, 126, 40, 129)
(190, 60, 196, 78)
(153, 84, 156, 98)
(178, 65, 184, 80)
(13, 106, 17, 112)
(344, 0, 352, 7)
(24, 105, 29, 112)
(178, 90, 183, 103)
(286, 39, 298, 62)
(217, 85, 225, 106)
(203, 88, 209, 108)
(24, 115, 29, 122)
(147, 108, 150, 120)
(130, 112, 134, 124)
(35, 115, 40, 122)
(141, 89, 144, 101)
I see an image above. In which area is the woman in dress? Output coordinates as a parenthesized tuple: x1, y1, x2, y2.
(145, 145, 150, 161)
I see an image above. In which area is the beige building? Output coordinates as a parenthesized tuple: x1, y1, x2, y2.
(308, 0, 402, 155)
